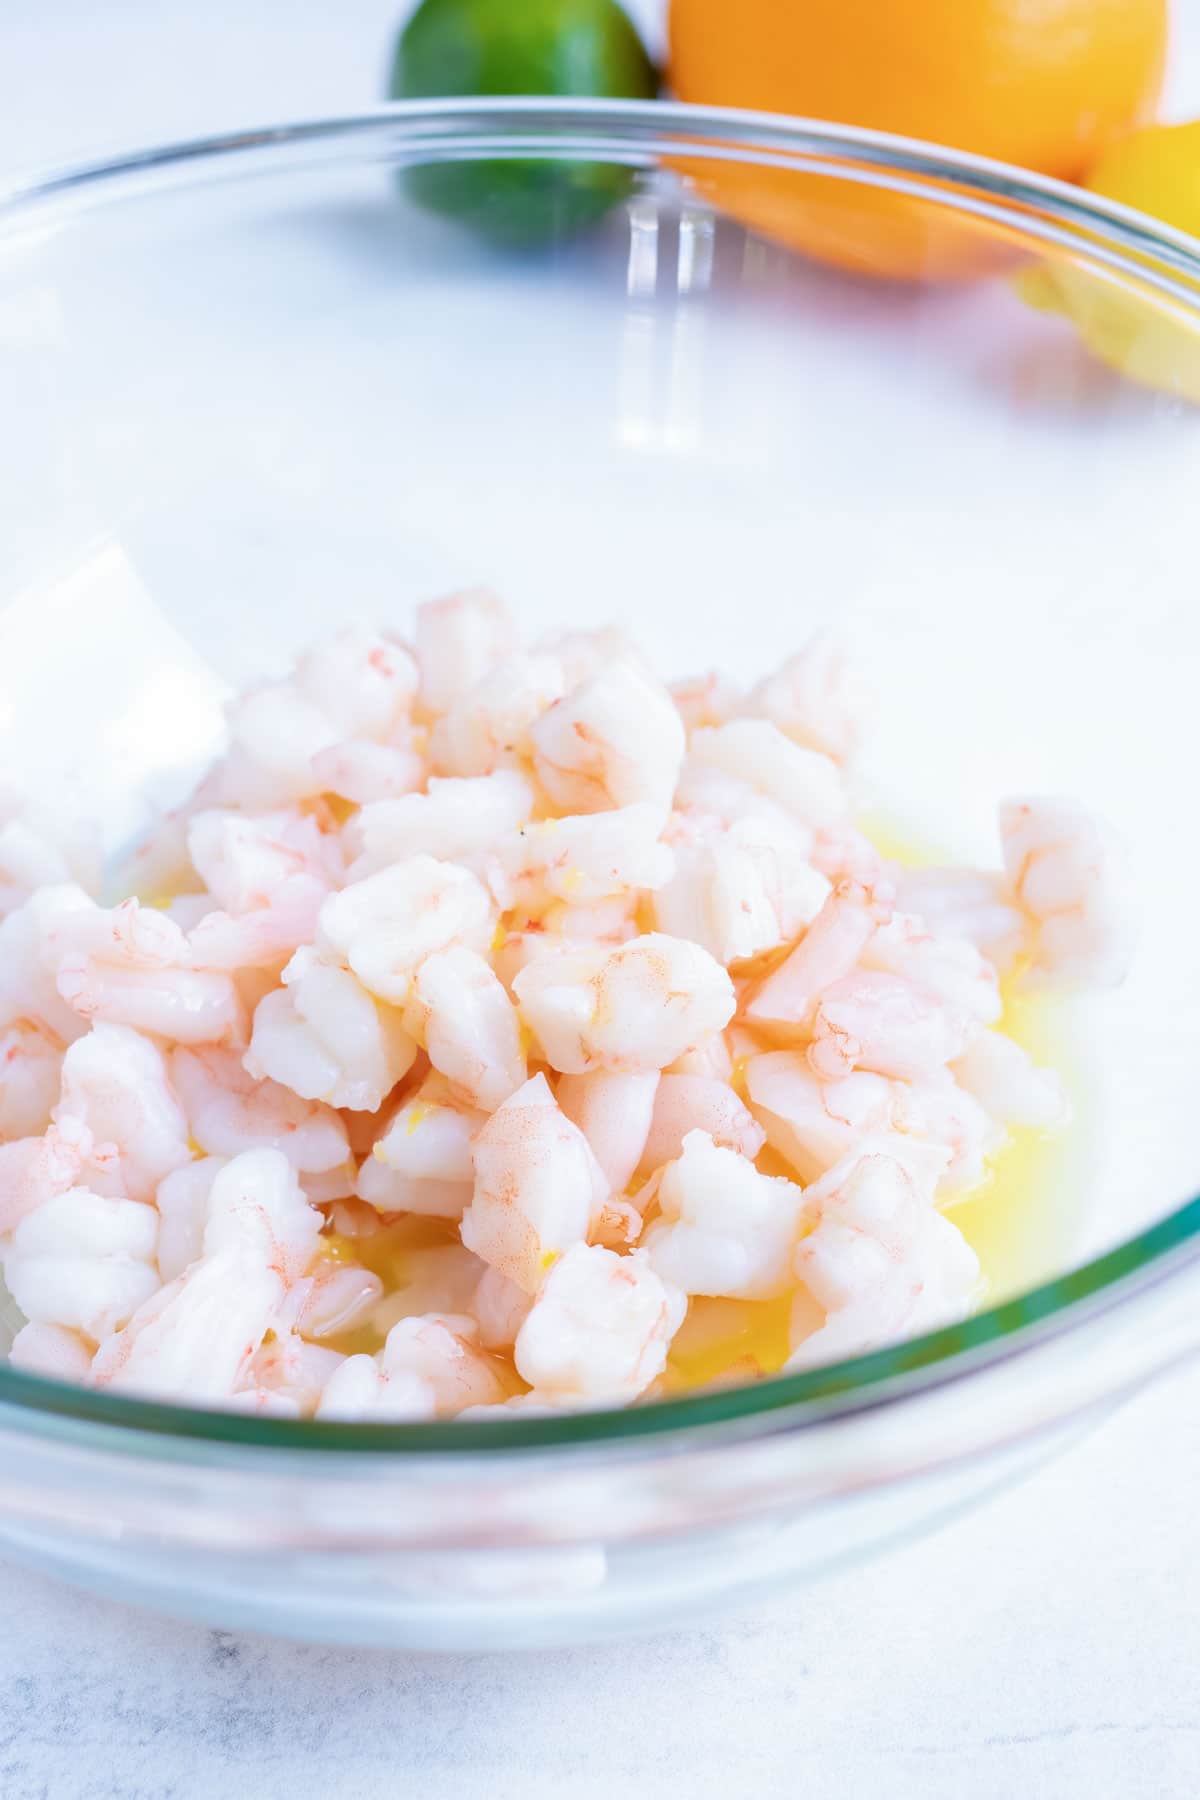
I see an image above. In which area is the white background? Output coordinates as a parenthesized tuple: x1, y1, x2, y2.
(2, 5, 1200, 1797)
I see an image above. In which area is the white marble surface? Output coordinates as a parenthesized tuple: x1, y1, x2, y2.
(2, 4, 1200, 1797)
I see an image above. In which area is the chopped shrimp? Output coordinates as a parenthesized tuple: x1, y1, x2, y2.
(8, 1321, 94, 1383)
(372, 1242, 488, 1332)
(668, 1030, 736, 1083)
(93, 1149, 322, 1401)
(293, 626, 418, 742)
(170, 1044, 349, 1173)
(809, 971, 973, 1084)
(239, 1335, 346, 1415)
(246, 947, 417, 1113)
(317, 1313, 507, 1420)
(55, 1024, 192, 1203)
(537, 625, 647, 689)
(473, 1264, 535, 1350)
(745, 1054, 902, 1182)
(655, 813, 829, 965)
(669, 670, 744, 734)
(530, 660, 685, 816)
(316, 854, 494, 1005)
(460, 1074, 608, 1293)
(863, 913, 1002, 1025)
(350, 771, 535, 879)
(0, 788, 101, 916)
(402, 946, 525, 1112)
(218, 680, 340, 810)
(429, 651, 566, 777)
(891, 865, 1025, 972)
(743, 631, 863, 765)
(415, 589, 517, 715)
(637, 1073, 765, 1178)
(746, 877, 894, 1029)
(187, 808, 342, 914)
(0, 1118, 101, 1236)
(1000, 796, 1135, 989)
(687, 720, 846, 828)
(278, 1260, 384, 1340)
(952, 1029, 1069, 1131)
(357, 1077, 479, 1217)
(787, 1145, 979, 1370)
(0, 887, 109, 1042)
(810, 820, 886, 885)
(310, 739, 426, 805)
(0, 1019, 64, 1139)
(486, 803, 674, 915)
(298, 1159, 359, 1205)
(513, 933, 736, 1075)
(4, 1187, 160, 1339)
(155, 1156, 226, 1282)
(52, 896, 245, 1045)
(513, 1244, 685, 1403)
(557, 1070, 659, 1194)
(642, 1130, 806, 1300)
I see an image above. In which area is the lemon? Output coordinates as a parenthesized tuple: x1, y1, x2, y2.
(1017, 120, 1200, 402)
(389, 0, 658, 245)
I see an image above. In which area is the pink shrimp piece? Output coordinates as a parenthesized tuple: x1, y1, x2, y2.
(863, 913, 1003, 1025)
(218, 680, 340, 810)
(668, 1031, 736, 1083)
(951, 1029, 1069, 1131)
(641, 1131, 806, 1301)
(687, 720, 847, 829)
(1000, 796, 1135, 990)
(460, 1073, 609, 1294)
(415, 588, 517, 715)
(637, 1073, 765, 1178)
(170, 1044, 349, 1174)
(808, 971, 973, 1084)
(316, 854, 494, 1006)
(239, 1334, 347, 1416)
(4, 1186, 160, 1339)
(891, 865, 1025, 972)
(530, 660, 685, 816)
(787, 1145, 979, 1370)
(0, 1117, 104, 1235)
(293, 626, 418, 743)
(537, 625, 649, 689)
(402, 946, 526, 1113)
(156, 1156, 227, 1282)
(669, 670, 744, 734)
(350, 771, 535, 880)
(246, 948, 417, 1113)
(745, 1053, 902, 1182)
(0, 789, 101, 917)
(654, 813, 829, 965)
(0, 1018, 65, 1139)
(185, 878, 329, 975)
(513, 1244, 685, 1403)
(556, 1070, 659, 1193)
(486, 803, 673, 916)
(810, 822, 886, 885)
(317, 1313, 507, 1420)
(55, 1024, 192, 1203)
(373, 1242, 488, 1333)
(746, 877, 894, 1029)
(310, 740, 426, 805)
(277, 1261, 384, 1341)
(473, 1264, 535, 1350)
(358, 1075, 484, 1219)
(0, 887, 105, 1043)
(513, 933, 736, 1075)
(187, 809, 342, 914)
(743, 631, 864, 766)
(429, 651, 566, 778)
(8, 1321, 94, 1384)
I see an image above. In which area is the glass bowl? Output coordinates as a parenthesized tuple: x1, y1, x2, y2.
(2, 99, 1200, 1650)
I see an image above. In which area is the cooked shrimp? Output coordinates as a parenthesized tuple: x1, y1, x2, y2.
(952, 1028, 1069, 1130)
(556, 1069, 659, 1194)
(317, 1312, 507, 1420)
(415, 589, 517, 715)
(637, 1073, 765, 1177)
(402, 946, 525, 1112)
(513, 933, 736, 1075)
(808, 971, 973, 1084)
(746, 877, 894, 1029)
(55, 1024, 192, 1203)
(187, 808, 342, 914)
(0, 788, 101, 917)
(218, 680, 340, 810)
(4, 1187, 160, 1340)
(245, 947, 417, 1113)
(155, 1156, 227, 1282)
(429, 651, 566, 777)
(0, 887, 110, 1043)
(473, 1264, 535, 1350)
(360, 1074, 483, 1221)
(743, 631, 863, 765)
(54, 897, 245, 1045)
(655, 813, 829, 966)
(316, 854, 494, 1005)
(530, 660, 685, 815)
(787, 1144, 979, 1370)
(746, 1054, 905, 1182)
(1000, 796, 1135, 989)
(7, 1321, 94, 1383)
(669, 670, 744, 734)
(486, 802, 673, 916)
(891, 865, 1025, 972)
(238, 1334, 347, 1415)
(687, 720, 846, 828)
(642, 1130, 806, 1301)
(0, 1117, 108, 1236)
(350, 770, 535, 879)
(293, 625, 418, 742)
(170, 1044, 349, 1173)
(460, 1073, 608, 1293)
(862, 912, 1002, 1025)
(0, 1019, 65, 1139)
(513, 1244, 685, 1403)
(310, 739, 426, 805)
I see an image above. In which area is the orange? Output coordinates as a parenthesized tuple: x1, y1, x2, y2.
(667, 0, 1169, 280)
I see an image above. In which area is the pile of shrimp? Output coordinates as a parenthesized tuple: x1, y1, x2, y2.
(0, 591, 1134, 1419)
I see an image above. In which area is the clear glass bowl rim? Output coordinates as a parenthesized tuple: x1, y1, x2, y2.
(2, 96, 1199, 1458)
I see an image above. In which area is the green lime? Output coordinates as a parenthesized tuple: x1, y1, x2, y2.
(388, 0, 659, 246)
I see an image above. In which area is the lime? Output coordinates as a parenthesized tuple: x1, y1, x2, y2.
(388, 0, 659, 245)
